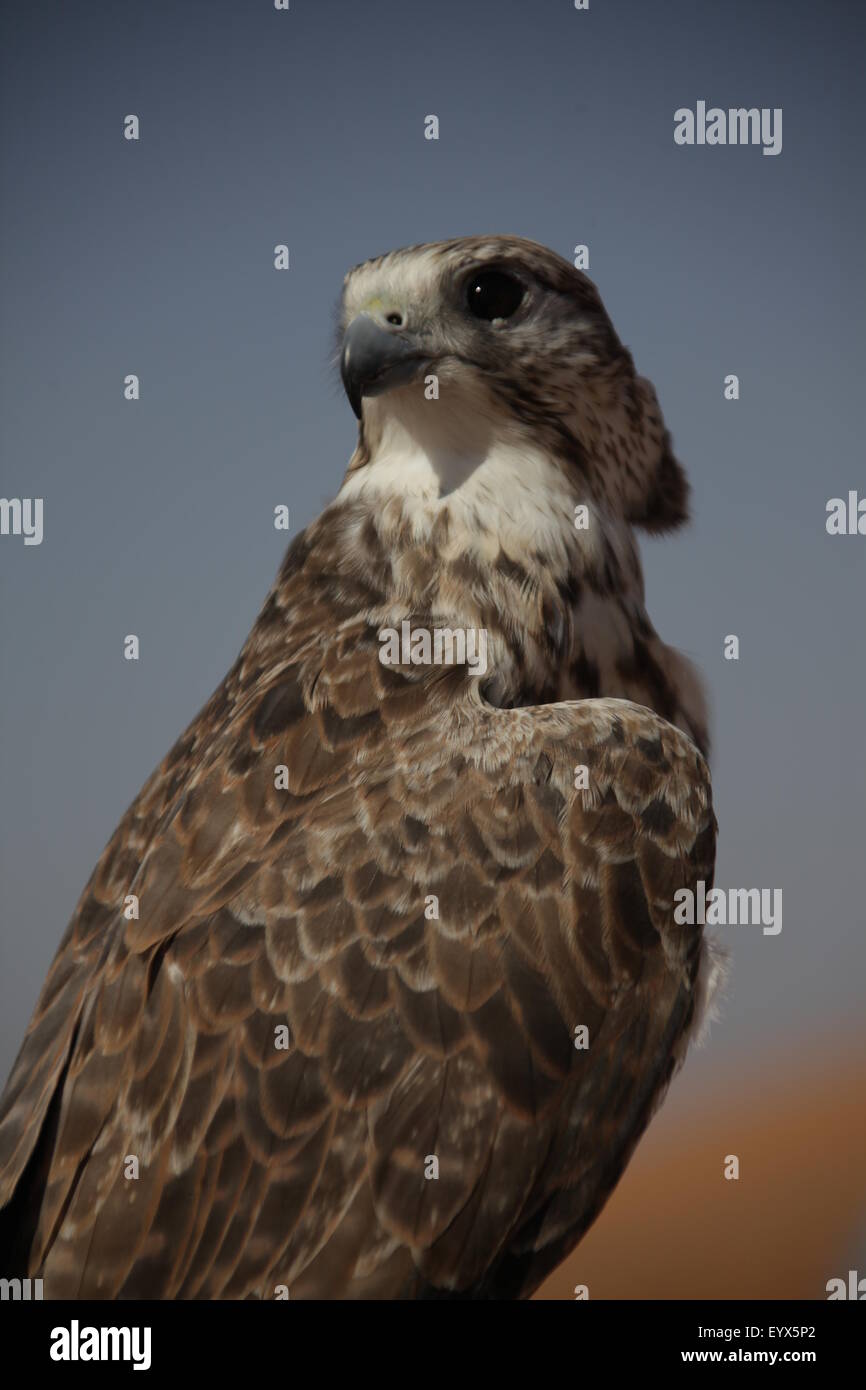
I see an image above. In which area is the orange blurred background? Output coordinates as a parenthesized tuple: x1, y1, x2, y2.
(536, 1035, 866, 1300)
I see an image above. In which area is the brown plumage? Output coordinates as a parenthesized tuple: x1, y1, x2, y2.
(0, 236, 719, 1298)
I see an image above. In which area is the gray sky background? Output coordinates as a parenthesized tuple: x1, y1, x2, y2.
(1, 0, 864, 1113)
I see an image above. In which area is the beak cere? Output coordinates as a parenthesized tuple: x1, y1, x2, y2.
(340, 314, 428, 418)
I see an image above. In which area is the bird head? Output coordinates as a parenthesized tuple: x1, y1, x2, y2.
(338, 235, 688, 532)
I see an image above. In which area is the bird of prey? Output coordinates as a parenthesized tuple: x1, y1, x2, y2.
(0, 236, 721, 1299)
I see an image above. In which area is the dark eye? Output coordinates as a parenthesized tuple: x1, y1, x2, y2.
(465, 269, 524, 321)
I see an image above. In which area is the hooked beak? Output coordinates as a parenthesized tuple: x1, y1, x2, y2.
(340, 314, 429, 419)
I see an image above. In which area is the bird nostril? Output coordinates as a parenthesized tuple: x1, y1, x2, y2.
(385, 312, 403, 326)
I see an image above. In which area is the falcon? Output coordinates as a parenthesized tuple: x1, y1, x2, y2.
(0, 236, 721, 1299)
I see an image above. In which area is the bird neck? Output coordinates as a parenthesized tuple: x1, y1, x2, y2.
(259, 440, 708, 755)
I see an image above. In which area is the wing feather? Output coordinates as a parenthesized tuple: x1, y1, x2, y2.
(0, 593, 715, 1299)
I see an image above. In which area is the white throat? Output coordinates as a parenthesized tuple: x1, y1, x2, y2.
(339, 380, 595, 576)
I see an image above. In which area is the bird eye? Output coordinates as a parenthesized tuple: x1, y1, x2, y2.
(464, 270, 525, 321)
